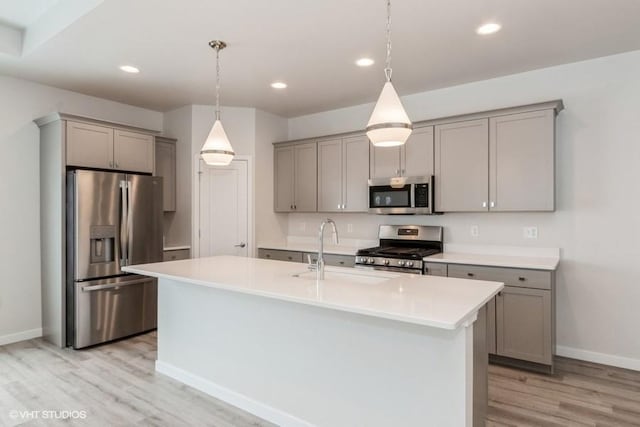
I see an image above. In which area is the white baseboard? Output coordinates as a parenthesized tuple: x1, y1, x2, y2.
(0, 328, 42, 346)
(557, 345, 640, 372)
(155, 360, 312, 427)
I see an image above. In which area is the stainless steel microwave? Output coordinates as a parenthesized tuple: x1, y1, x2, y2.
(368, 176, 434, 215)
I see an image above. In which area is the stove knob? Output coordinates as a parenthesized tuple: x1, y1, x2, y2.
(384, 259, 390, 266)
(368, 258, 375, 264)
(406, 261, 414, 267)
(398, 260, 405, 267)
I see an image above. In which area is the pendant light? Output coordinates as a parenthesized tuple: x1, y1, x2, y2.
(200, 40, 235, 166)
(366, 0, 412, 147)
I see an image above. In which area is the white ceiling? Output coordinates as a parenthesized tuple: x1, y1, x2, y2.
(1, 0, 640, 117)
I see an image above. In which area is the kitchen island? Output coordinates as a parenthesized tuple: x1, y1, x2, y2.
(124, 256, 503, 427)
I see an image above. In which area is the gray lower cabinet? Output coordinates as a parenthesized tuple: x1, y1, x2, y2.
(258, 249, 304, 263)
(496, 286, 552, 365)
(163, 249, 190, 262)
(305, 252, 355, 268)
(258, 249, 355, 267)
(446, 263, 554, 368)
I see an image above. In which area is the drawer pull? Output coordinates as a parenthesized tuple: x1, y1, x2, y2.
(287, 256, 292, 260)
(518, 277, 526, 281)
(467, 273, 475, 277)
(266, 254, 271, 258)
(339, 261, 344, 265)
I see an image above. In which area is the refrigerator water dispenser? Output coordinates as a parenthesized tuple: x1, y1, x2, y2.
(89, 225, 116, 264)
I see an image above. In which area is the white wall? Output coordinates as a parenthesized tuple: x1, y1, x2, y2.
(162, 105, 193, 247)
(255, 110, 289, 247)
(286, 50, 640, 369)
(164, 105, 289, 253)
(0, 75, 162, 344)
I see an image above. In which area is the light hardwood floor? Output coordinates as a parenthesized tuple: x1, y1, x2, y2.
(1, 332, 639, 426)
(0, 332, 274, 427)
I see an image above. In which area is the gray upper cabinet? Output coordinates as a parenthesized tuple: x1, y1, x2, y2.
(370, 126, 434, 179)
(342, 135, 369, 212)
(113, 130, 154, 173)
(489, 109, 555, 211)
(155, 137, 177, 212)
(435, 119, 489, 212)
(318, 135, 369, 212)
(402, 126, 434, 177)
(66, 121, 114, 169)
(274, 142, 317, 212)
(274, 145, 295, 212)
(293, 142, 318, 212)
(66, 120, 155, 174)
(318, 139, 343, 212)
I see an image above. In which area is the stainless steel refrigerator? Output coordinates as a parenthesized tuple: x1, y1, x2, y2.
(66, 170, 163, 349)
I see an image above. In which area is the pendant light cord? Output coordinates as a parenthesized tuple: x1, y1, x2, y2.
(385, 0, 392, 82)
(215, 45, 221, 120)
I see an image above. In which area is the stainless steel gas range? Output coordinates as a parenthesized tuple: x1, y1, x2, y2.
(355, 225, 443, 274)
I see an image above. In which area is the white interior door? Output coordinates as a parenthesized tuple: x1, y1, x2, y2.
(199, 159, 249, 257)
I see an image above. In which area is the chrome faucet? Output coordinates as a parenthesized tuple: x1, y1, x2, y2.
(316, 219, 339, 280)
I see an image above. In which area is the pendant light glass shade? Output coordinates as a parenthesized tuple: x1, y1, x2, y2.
(201, 119, 235, 165)
(366, 81, 412, 147)
(200, 40, 235, 166)
(366, 0, 412, 147)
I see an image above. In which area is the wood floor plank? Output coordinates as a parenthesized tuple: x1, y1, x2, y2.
(2, 333, 640, 426)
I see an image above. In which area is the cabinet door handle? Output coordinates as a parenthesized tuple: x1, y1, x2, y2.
(518, 277, 526, 282)
(290, 205, 293, 210)
(395, 169, 400, 176)
(490, 201, 495, 208)
(338, 204, 341, 209)
(401, 169, 405, 175)
(109, 161, 113, 168)
(482, 202, 487, 208)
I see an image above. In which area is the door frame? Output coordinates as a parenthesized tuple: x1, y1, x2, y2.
(192, 154, 254, 259)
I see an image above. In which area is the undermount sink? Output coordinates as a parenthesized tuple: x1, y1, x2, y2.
(292, 269, 390, 285)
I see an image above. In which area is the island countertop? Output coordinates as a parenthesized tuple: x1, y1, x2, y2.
(124, 255, 503, 330)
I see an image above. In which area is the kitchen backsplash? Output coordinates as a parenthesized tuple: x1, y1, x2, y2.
(287, 211, 563, 248)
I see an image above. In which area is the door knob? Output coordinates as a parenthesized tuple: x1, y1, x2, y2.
(234, 243, 246, 248)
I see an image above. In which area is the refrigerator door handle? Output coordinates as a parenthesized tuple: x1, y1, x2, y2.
(120, 180, 129, 266)
(81, 277, 151, 292)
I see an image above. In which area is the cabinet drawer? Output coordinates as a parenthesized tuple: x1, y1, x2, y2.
(258, 249, 303, 263)
(163, 249, 190, 262)
(305, 253, 355, 268)
(424, 263, 448, 277)
(447, 264, 551, 290)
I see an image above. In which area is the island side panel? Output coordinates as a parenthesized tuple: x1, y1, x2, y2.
(156, 278, 475, 427)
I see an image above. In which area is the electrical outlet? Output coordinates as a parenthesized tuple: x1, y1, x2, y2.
(347, 224, 354, 233)
(523, 226, 538, 239)
(470, 225, 479, 238)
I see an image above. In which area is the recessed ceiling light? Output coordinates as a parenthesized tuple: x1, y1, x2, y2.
(356, 58, 375, 67)
(271, 82, 287, 89)
(476, 23, 501, 35)
(119, 65, 140, 73)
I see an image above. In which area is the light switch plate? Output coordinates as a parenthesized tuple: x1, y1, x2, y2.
(523, 226, 538, 239)
(470, 225, 479, 238)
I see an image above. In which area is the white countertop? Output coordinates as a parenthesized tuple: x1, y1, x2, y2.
(425, 252, 559, 270)
(124, 256, 502, 330)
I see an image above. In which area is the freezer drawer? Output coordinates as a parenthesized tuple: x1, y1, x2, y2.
(74, 275, 157, 349)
